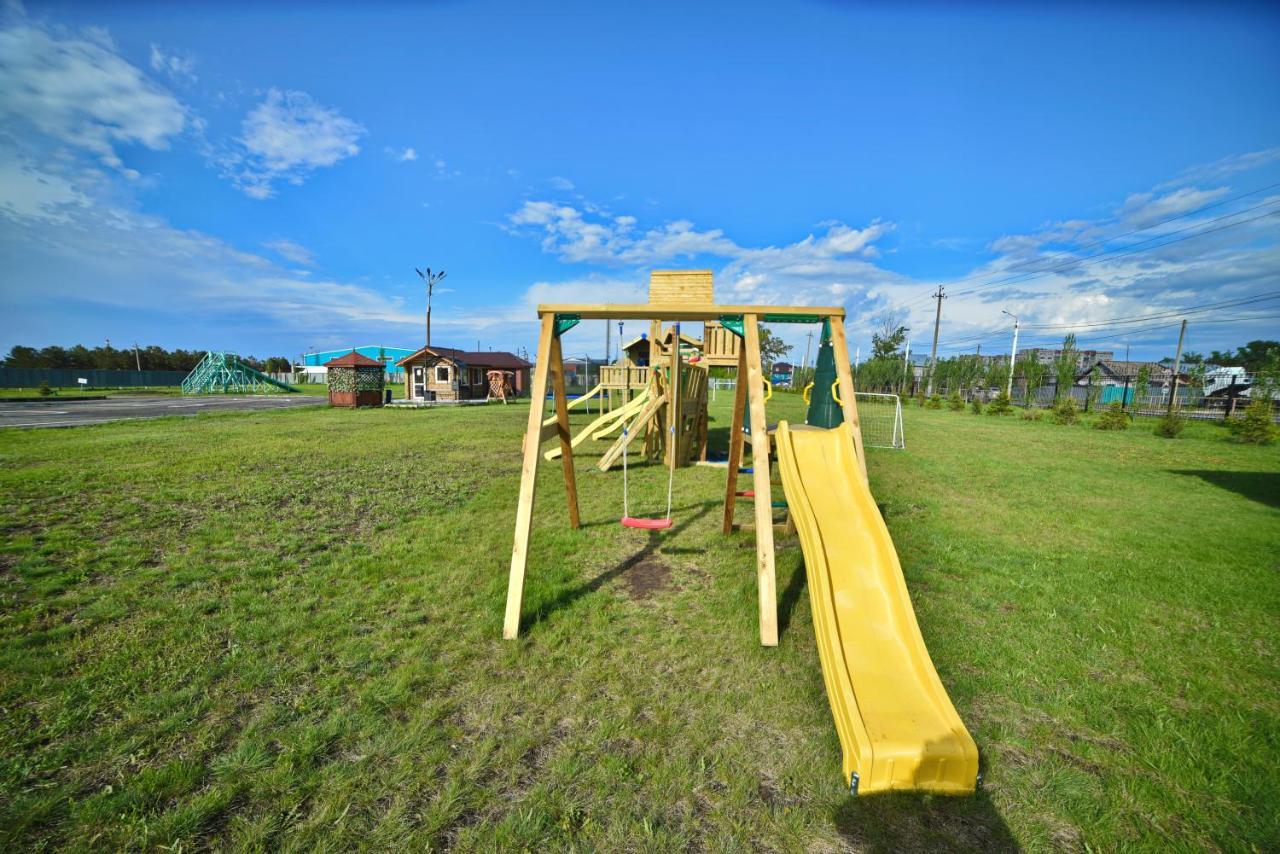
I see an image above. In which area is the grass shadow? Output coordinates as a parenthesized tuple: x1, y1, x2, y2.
(776, 554, 808, 637)
(1170, 469, 1280, 509)
(832, 788, 1020, 852)
(521, 501, 718, 633)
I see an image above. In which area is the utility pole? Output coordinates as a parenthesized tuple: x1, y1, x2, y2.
(902, 338, 911, 395)
(415, 267, 446, 348)
(1167, 319, 1187, 416)
(133, 342, 141, 371)
(926, 286, 946, 394)
(801, 329, 814, 386)
(1002, 310, 1019, 399)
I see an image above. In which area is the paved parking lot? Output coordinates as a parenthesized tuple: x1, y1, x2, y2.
(0, 395, 324, 429)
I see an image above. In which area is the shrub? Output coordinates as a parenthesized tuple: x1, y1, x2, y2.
(914, 390, 926, 407)
(38, 380, 54, 397)
(1228, 399, 1277, 445)
(1154, 413, 1186, 438)
(1094, 402, 1129, 430)
(987, 392, 1013, 416)
(1020, 408, 1043, 421)
(1053, 397, 1079, 425)
(949, 391, 964, 411)
(926, 393, 943, 410)
(970, 398, 983, 415)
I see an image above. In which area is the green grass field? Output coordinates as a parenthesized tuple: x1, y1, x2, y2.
(1, 397, 1276, 850)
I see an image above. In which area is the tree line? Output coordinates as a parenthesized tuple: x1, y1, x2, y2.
(2, 345, 293, 374)
(854, 319, 1279, 400)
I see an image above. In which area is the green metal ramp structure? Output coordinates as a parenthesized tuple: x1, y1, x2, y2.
(182, 352, 300, 394)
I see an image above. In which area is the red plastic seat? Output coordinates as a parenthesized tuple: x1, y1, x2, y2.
(621, 516, 673, 530)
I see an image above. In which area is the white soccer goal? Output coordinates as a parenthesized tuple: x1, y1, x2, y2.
(855, 392, 905, 449)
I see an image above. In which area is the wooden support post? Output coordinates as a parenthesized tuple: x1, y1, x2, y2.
(548, 333, 580, 529)
(828, 317, 868, 486)
(504, 314, 557, 639)
(744, 315, 778, 647)
(667, 324, 681, 467)
(722, 347, 748, 535)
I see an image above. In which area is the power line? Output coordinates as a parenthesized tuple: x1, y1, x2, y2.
(933, 290, 1280, 350)
(886, 179, 1280, 313)
(950, 204, 1280, 298)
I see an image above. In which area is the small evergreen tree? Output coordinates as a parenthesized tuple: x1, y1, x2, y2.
(948, 390, 964, 411)
(987, 392, 1013, 415)
(1229, 399, 1277, 444)
(1094, 402, 1129, 430)
(38, 380, 54, 396)
(926, 393, 943, 410)
(1154, 413, 1186, 438)
(1053, 397, 1079, 425)
(971, 398, 983, 414)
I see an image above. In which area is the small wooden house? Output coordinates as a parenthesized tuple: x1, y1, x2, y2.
(396, 346, 531, 402)
(324, 351, 385, 407)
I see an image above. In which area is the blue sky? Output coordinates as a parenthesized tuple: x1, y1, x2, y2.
(1, 0, 1278, 364)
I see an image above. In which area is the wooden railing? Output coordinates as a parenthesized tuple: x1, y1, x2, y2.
(599, 365, 651, 389)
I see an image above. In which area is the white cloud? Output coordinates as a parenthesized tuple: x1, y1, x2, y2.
(0, 153, 92, 222)
(385, 146, 417, 162)
(262, 238, 316, 267)
(1158, 147, 1280, 190)
(148, 43, 196, 84)
(503, 166, 1280, 360)
(548, 175, 574, 191)
(0, 20, 187, 173)
(0, 162, 417, 340)
(225, 88, 364, 199)
(1118, 186, 1231, 227)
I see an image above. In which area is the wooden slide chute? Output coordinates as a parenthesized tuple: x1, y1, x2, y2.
(544, 383, 652, 461)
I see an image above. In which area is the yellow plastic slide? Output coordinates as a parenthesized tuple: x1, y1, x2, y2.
(774, 421, 979, 796)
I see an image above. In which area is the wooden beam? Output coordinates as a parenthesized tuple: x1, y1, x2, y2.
(722, 347, 748, 535)
(548, 333, 580, 529)
(666, 323, 681, 467)
(537, 303, 846, 321)
(828, 317, 868, 485)
(744, 315, 778, 647)
(504, 314, 556, 639)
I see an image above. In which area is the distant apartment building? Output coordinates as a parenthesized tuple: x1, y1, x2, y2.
(1021, 347, 1113, 369)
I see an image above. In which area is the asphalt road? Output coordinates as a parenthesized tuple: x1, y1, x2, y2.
(0, 395, 325, 429)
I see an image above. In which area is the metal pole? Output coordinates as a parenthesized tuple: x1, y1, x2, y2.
(1002, 311, 1019, 399)
(801, 329, 813, 388)
(902, 338, 911, 395)
(1167, 319, 1187, 417)
(927, 286, 946, 395)
(133, 342, 141, 371)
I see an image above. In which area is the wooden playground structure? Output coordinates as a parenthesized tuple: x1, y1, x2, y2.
(505, 270, 866, 647)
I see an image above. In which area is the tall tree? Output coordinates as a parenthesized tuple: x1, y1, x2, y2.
(1053, 333, 1078, 401)
(758, 328, 793, 372)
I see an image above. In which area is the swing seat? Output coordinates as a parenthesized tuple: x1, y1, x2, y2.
(621, 516, 673, 530)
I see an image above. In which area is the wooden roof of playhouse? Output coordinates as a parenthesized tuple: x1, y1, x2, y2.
(324, 351, 384, 368)
(395, 345, 531, 370)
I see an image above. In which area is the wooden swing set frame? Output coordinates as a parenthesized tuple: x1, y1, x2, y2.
(504, 302, 867, 647)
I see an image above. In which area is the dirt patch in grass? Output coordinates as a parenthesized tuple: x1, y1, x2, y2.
(620, 553, 672, 600)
